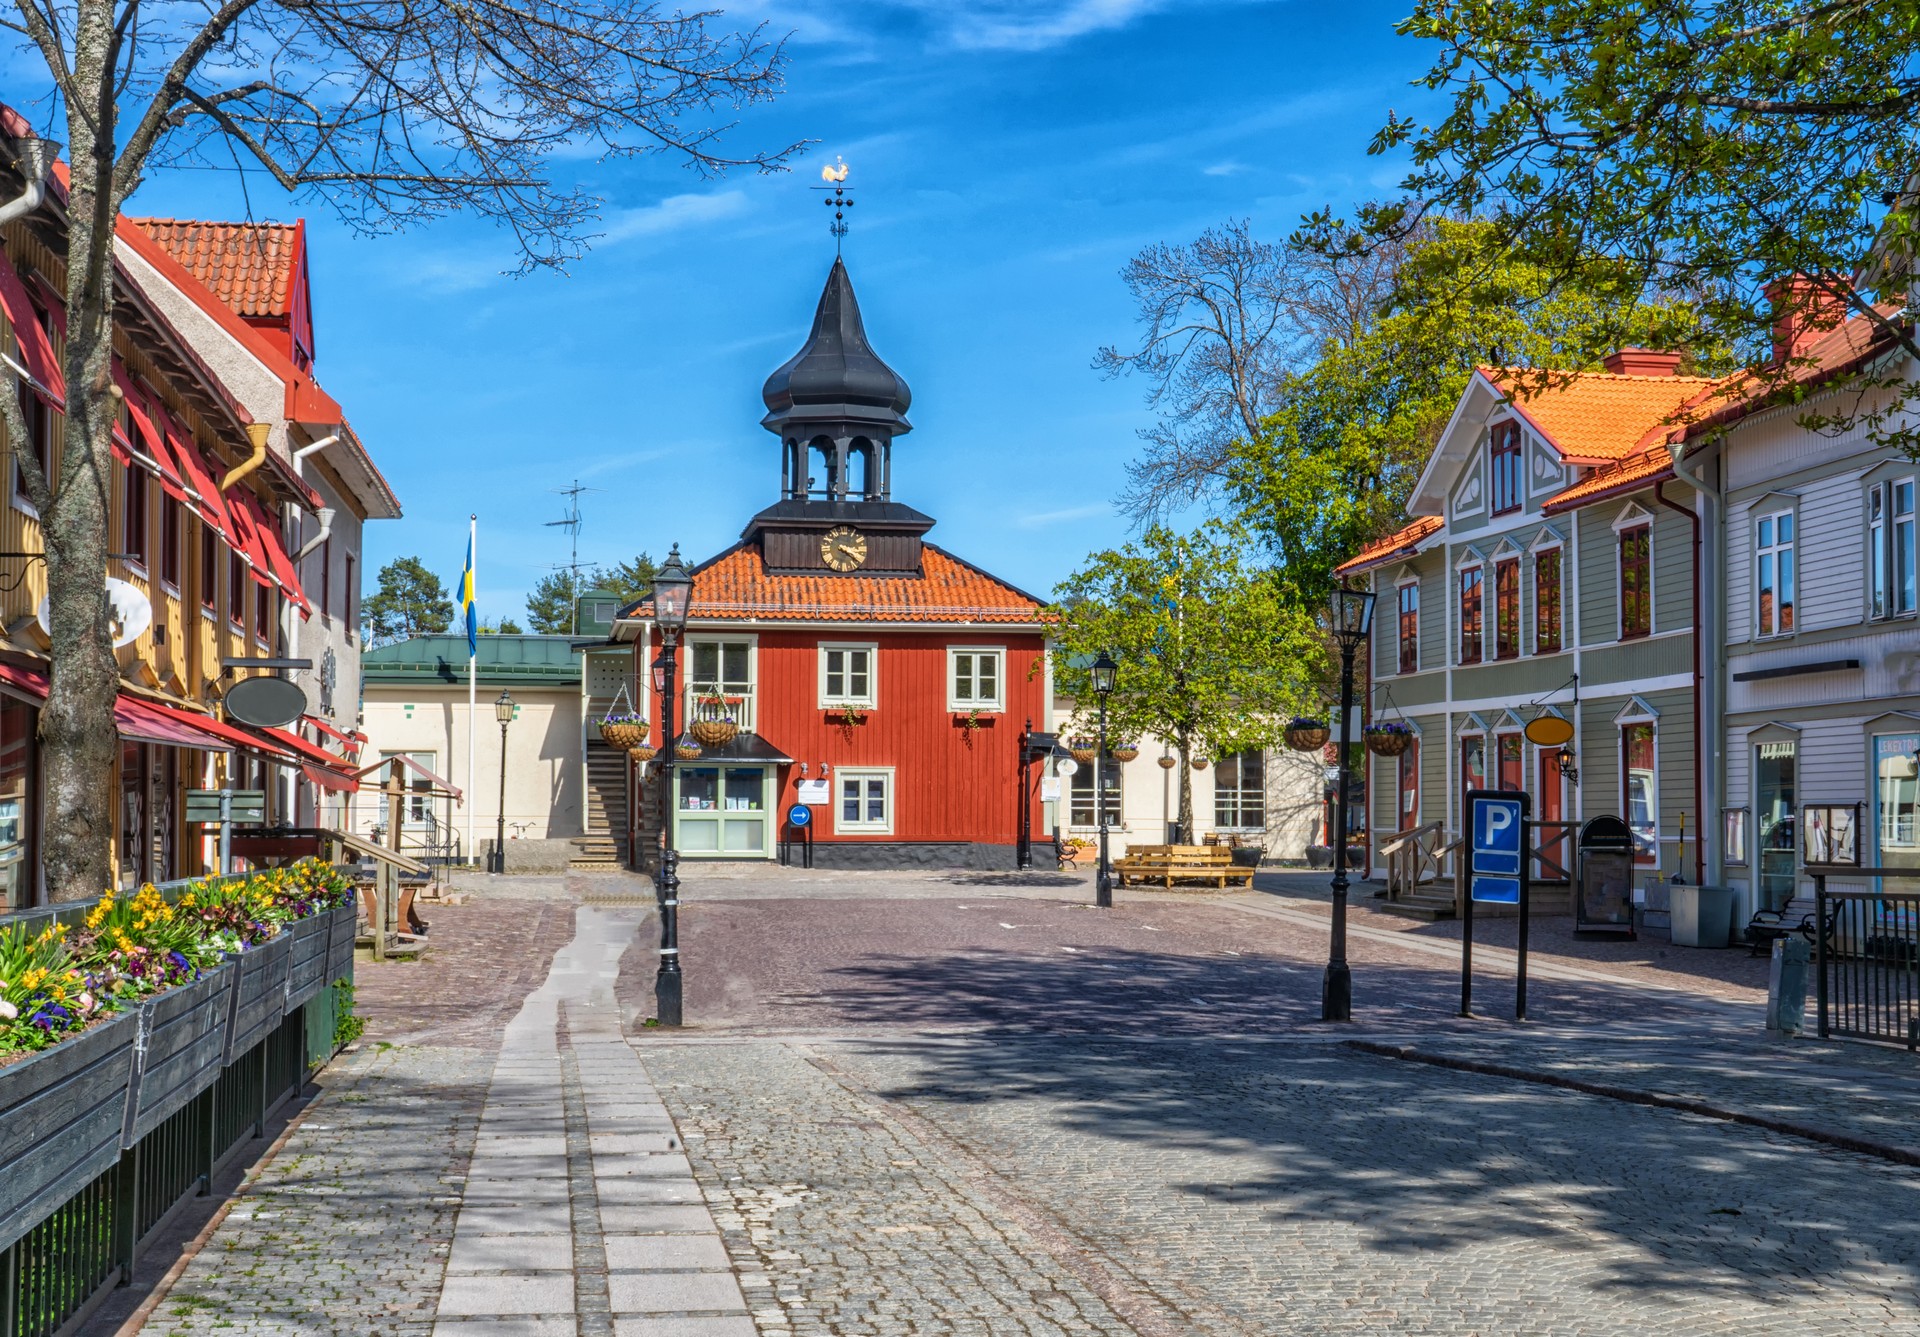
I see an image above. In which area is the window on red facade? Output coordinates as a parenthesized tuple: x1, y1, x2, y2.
(1490, 421, 1523, 515)
(123, 464, 149, 568)
(1494, 557, 1519, 659)
(159, 498, 182, 588)
(1619, 524, 1651, 638)
(228, 552, 244, 628)
(1535, 548, 1562, 654)
(1397, 581, 1419, 673)
(255, 581, 270, 645)
(200, 523, 217, 612)
(1458, 566, 1483, 663)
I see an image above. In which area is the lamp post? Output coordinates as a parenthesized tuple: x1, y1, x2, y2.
(649, 545, 693, 1027)
(1091, 650, 1118, 909)
(1323, 585, 1376, 1021)
(491, 690, 514, 873)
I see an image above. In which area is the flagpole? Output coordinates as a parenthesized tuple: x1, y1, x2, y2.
(467, 513, 477, 865)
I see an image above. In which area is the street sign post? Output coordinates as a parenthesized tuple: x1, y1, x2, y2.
(1463, 789, 1532, 1020)
(186, 789, 266, 876)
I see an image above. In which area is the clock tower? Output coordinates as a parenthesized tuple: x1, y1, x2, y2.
(744, 257, 934, 576)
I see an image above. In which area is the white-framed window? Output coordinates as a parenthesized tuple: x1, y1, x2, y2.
(377, 751, 437, 825)
(1755, 508, 1796, 637)
(949, 647, 1005, 711)
(1214, 750, 1266, 830)
(689, 637, 754, 694)
(1396, 577, 1420, 674)
(1870, 479, 1916, 619)
(1068, 761, 1121, 828)
(835, 767, 893, 834)
(819, 643, 876, 707)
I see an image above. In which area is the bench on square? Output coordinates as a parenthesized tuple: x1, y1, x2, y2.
(1113, 844, 1257, 889)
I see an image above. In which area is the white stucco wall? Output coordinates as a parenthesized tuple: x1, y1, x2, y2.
(357, 685, 584, 850)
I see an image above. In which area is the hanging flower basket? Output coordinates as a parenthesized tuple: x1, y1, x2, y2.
(598, 684, 645, 751)
(1189, 756, 1210, 771)
(1157, 754, 1178, 769)
(673, 738, 703, 761)
(628, 744, 658, 763)
(1366, 722, 1414, 756)
(1067, 737, 1100, 765)
(1284, 718, 1330, 752)
(1110, 743, 1140, 763)
(688, 690, 739, 748)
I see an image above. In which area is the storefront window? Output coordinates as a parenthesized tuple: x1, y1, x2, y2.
(679, 766, 719, 812)
(1874, 734, 1920, 872)
(1756, 740, 1797, 911)
(1069, 763, 1121, 828)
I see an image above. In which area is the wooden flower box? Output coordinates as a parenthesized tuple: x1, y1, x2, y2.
(325, 901, 358, 986)
(0, 1010, 139, 1253)
(284, 911, 333, 1012)
(123, 964, 232, 1147)
(222, 932, 293, 1064)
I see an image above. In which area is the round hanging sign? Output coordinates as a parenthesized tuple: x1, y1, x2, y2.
(37, 579, 152, 650)
(1056, 757, 1079, 777)
(1523, 715, 1575, 747)
(224, 675, 307, 728)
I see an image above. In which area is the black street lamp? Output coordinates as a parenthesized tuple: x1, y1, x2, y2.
(1324, 584, 1376, 1022)
(649, 545, 693, 1027)
(1091, 649, 1119, 909)
(491, 690, 514, 873)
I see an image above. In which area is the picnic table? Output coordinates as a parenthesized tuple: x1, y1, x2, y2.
(1114, 844, 1257, 889)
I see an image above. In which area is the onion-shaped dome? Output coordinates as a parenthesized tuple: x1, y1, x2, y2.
(761, 257, 912, 434)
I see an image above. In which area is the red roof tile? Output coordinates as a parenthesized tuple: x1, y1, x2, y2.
(1543, 447, 1674, 513)
(128, 219, 299, 319)
(646, 543, 1048, 624)
(1335, 517, 1444, 577)
(1483, 367, 1720, 463)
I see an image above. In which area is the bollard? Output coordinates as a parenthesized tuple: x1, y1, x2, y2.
(1766, 936, 1809, 1035)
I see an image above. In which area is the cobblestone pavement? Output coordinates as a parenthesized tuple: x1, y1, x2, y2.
(644, 1033, 1920, 1336)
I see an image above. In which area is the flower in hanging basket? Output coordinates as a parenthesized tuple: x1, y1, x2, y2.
(1067, 736, 1100, 765)
(1284, 717, 1331, 752)
(1365, 721, 1414, 756)
(1109, 743, 1140, 763)
(1188, 755, 1210, 771)
(1156, 754, 1178, 769)
(628, 744, 658, 763)
(673, 737, 703, 761)
(598, 711, 645, 751)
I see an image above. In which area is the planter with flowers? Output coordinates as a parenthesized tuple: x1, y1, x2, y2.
(1284, 718, 1330, 752)
(1157, 754, 1178, 769)
(1067, 737, 1100, 765)
(1109, 743, 1140, 763)
(597, 685, 646, 750)
(1365, 721, 1414, 757)
(628, 744, 658, 764)
(1189, 756, 1210, 771)
(674, 738, 703, 761)
(689, 690, 740, 748)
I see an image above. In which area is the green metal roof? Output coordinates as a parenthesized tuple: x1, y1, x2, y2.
(362, 634, 583, 685)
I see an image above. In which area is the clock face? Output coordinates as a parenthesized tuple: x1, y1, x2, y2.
(821, 526, 868, 572)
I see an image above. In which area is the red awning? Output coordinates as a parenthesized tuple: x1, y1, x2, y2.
(111, 364, 189, 502)
(232, 491, 310, 614)
(307, 717, 361, 753)
(355, 752, 463, 803)
(0, 661, 48, 703)
(255, 724, 341, 769)
(222, 489, 272, 588)
(114, 695, 233, 752)
(185, 710, 297, 760)
(172, 432, 235, 544)
(301, 762, 359, 794)
(0, 254, 62, 404)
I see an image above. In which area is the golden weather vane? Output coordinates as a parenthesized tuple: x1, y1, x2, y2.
(813, 157, 853, 255)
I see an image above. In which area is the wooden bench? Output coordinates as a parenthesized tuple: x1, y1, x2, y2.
(1114, 844, 1257, 889)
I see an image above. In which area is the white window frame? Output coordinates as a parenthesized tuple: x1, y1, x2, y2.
(1754, 506, 1796, 638)
(948, 646, 1006, 712)
(1395, 573, 1420, 675)
(818, 642, 877, 708)
(1615, 699, 1661, 866)
(1869, 477, 1917, 620)
(1529, 540, 1565, 656)
(1611, 502, 1656, 641)
(1455, 558, 1486, 666)
(1067, 759, 1122, 831)
(834, 766, 894, 835)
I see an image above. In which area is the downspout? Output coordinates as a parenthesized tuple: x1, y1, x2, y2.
(0, 138, 61, 228)
(295, 507, 334, 562)
(1656, 471, 1711, 886)
(221, 422, 274, 491)
(293, 433, 339, 475)
(1668, 440, 1727, 891)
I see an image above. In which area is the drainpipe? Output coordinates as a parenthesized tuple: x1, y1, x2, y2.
(1668, 440, 1728, 891)
(295, 507, 334, 561)
(0, 138, 61, 228)
(1658, 457, 1717, 887)
(221, 422, 274, 491)
(293, 433, 339, 476)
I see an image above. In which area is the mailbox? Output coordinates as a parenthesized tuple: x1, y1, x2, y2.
(1575, 815, 1636, 935)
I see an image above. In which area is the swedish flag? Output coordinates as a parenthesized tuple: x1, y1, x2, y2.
(461, 535, 477, 657)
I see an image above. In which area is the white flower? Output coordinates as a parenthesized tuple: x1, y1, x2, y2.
(0, 1000, 17, 1021)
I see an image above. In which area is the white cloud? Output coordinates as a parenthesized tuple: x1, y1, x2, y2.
(1014, 502, 1112, 529)
(601, 190, 752, 243)
(1203, 160, 1249, 177)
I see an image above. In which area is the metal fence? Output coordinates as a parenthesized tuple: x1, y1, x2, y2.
(1812, 876, 1920, 1049)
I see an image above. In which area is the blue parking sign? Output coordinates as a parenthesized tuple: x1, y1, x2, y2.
(1470, 793, 1524, 876)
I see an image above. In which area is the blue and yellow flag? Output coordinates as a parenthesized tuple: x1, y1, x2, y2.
(461, 534, 477, 657)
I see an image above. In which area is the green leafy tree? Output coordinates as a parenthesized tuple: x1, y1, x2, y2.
(525, 570, 589, 635)
(1374, 0, 1920, 446)
(1051, 526, 1327, 839)
(1230, 217, 1727, 606)
(477, 617, 524, 635)
(360, 558, 456, 646)
(601, 553, 661, 605)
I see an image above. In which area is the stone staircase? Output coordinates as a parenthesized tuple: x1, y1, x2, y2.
(1374, 878, 1573, 921)
(569, 743, 630, 870)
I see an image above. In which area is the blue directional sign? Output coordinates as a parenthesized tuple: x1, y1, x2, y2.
(1469, 791, 1526, 904)
(787, 803, 811, 828)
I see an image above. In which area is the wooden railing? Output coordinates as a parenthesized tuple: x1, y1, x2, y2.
(1380, 821, 1449, 900)
(1531, 820, 1576, 884)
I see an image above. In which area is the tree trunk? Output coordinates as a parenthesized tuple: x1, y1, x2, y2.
(1176, 733, 1194, 843)
(41, 11, 125, 901)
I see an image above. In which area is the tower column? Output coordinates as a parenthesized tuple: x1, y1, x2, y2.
(781, 437, 792, 499)
(832, 436, 850, 501)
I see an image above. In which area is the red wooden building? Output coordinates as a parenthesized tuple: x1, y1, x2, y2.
(614, 258, 1050, 867)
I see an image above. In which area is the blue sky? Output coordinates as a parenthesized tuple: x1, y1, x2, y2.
(127, 0, 1431, 622)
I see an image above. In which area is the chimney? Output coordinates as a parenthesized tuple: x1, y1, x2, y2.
(1602, 347, 1684, 377)
(1766, 274, 1848, 362)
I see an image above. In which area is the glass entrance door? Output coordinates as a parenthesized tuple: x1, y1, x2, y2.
(675, 765, 772, 856)
(1756, 740, 1797, 911)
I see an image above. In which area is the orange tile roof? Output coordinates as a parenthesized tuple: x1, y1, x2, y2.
(1484, 367, 1719, 464)
(641, 543, 1048, 623)
(1335, 516, 1444, 576)
(128, 219, 299, 319)
(1543, 447, 1674, 513)
(1675, 307, 1902, 444)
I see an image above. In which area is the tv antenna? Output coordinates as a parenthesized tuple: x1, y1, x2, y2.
(545, 480, 601, 634)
